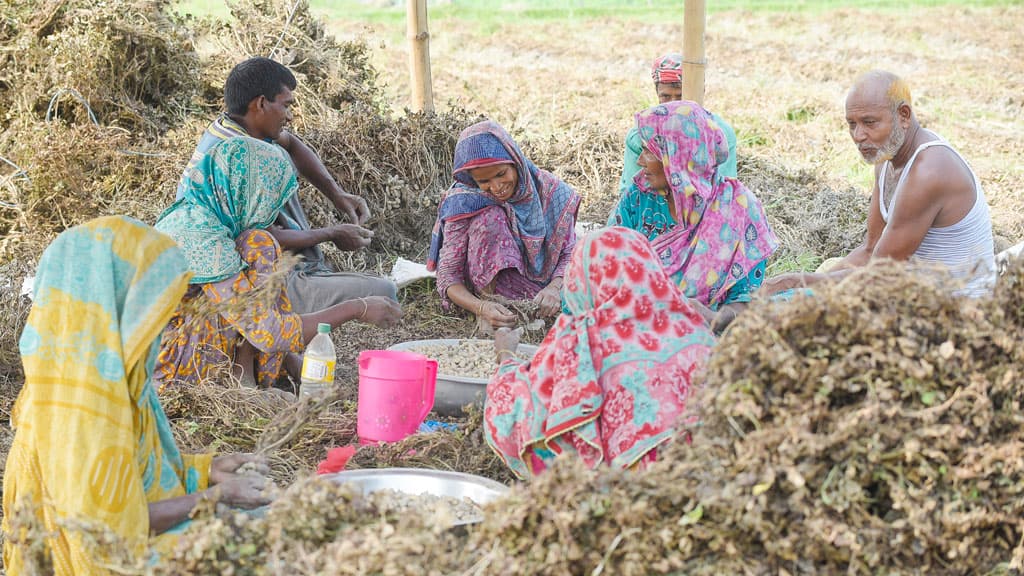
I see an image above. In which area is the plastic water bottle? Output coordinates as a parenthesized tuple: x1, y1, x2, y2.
(300, 323, 336, 399)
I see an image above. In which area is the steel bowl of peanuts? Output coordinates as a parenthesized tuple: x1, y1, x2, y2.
(388, 338, 539, 416)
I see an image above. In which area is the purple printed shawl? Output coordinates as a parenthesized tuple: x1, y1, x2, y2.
(426, 120, 580, 284)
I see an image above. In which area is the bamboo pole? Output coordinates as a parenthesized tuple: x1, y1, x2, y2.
(407, 0, 434, 113)
(682, 0, 706, 106)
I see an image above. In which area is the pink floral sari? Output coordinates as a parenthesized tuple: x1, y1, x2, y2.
(484, 227, 716, 478)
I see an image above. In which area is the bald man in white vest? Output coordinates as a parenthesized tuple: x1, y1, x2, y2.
(764, 70, 995, 297)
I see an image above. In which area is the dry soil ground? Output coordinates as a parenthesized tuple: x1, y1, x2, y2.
(326, 4, 1024, 241)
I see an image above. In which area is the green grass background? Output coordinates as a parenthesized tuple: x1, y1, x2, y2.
(176, 0, 1020, 22)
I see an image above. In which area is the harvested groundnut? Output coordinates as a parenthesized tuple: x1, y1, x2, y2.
(405, 340, 519, 379)
(369, 489, 483, 524)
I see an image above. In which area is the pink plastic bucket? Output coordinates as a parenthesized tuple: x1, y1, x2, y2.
(357, 350, 437, 444)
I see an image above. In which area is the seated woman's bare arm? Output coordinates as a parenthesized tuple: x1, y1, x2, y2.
(267, 216, 330, 251)
(268, 217, 373, 253)
(148, 475, 272, 535)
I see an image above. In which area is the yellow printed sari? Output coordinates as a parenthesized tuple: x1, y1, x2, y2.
(2, 216, 213, 575)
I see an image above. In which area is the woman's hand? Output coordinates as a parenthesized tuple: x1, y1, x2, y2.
(210, 453, 270, 485)
(149, 455, 273, 533)
(212, 475, 275, 509)
(328, 223, 374, 251)
(710, 303, 744, 335)
(493, 327, 523, 363)
(533, 284, 562, 317)
(478, 301, 517, 328)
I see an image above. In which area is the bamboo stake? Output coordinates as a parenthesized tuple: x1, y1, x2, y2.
(682, 0, 706, 105)
(407, 0, 434, 113)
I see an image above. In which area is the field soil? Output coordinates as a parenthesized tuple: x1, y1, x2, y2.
(326, 4, 1024, 241)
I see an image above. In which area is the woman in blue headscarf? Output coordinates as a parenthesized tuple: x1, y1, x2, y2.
(427, 121, 581, 333)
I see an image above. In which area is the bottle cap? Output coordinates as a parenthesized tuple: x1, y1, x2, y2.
(317, 323, 331, 334)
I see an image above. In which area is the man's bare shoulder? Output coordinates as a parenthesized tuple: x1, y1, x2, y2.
(900, 143, 974, 202)
(275, 129, 294, 149)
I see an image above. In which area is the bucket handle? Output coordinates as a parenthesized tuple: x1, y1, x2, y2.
(419, 359, 437, 422)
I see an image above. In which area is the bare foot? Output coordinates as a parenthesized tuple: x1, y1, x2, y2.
(233, 341, 258, 388)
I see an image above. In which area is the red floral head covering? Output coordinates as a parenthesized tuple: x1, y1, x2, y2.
(651, 53, 684, 85)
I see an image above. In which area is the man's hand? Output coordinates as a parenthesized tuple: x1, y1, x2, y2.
(210, 453, 269, 485)
(761, 272, 822, 295)
(533, 284, 562, 317)
(358, 296, 403, 328)
(333, 193, 371, 225)
(328, 224, 374, 252)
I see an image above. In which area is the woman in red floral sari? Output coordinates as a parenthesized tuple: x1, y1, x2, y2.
(484, 226, 716, 478)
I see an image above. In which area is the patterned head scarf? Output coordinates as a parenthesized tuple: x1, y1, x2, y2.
(484, 226, 715, 478)
(426, 121, 580, 283)
(155, 136, 297, 283)
(5, 216, 212, 572)
(651, 53, 684, 85)
(451, 131, 516, 185)
(635, 101, 778, 307)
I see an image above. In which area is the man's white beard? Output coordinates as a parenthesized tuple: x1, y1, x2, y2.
(864, 116, 907, 165)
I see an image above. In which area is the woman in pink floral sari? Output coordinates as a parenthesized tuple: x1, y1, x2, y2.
(484, 226, 716, 478)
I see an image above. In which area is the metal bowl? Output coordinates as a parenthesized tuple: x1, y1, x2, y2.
(324, 467, 509, 502)
(388, 338, 538, 416)
(323, 468, 509, 525)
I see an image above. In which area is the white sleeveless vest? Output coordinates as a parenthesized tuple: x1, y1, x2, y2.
(878, 132, 996, 297)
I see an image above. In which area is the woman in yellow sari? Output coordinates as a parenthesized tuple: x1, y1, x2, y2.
(2, 216, 272, 575)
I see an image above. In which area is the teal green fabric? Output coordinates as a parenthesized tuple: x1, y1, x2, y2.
(616, 112, 737, 197)
(155, 137, 297, 284)
(606, 186, 766, 310)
